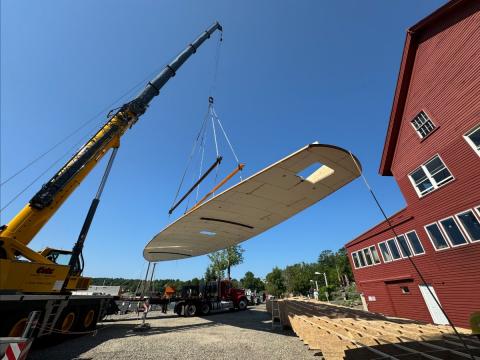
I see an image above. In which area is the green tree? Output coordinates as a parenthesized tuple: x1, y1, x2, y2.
(283, 262, 316, 295)
(241, 271, 265, 291)
(225, 245, 245, 279)
(335, 247, 354, 284)
(204, 265, 217, 281)
(265, 267, 286, 297)
(230, 278, 241, 288)
(241, 271, 256, 289)
(207, 245, 245, 280)
(207, 251, 227, 279)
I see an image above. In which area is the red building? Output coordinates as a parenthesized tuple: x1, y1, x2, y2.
(345, 0, 480, 329)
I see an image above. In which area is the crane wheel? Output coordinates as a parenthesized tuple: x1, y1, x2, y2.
(8, 318, 28, 337)
(59, 312, 76, 333)
(237, 299, 247, 311)
(82, 309, 96, 330)
(185, 304, 197, 317)
(200, 303, 210, 315)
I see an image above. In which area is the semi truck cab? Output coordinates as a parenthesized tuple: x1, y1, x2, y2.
(174, 279, 248, 316)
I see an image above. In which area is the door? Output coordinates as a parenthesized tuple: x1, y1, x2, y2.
(418, 285, 448, 325)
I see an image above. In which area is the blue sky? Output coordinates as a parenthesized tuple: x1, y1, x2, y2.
(1, 0, 446, 280)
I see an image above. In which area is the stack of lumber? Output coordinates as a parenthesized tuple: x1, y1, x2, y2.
(269, 299, 479, 359)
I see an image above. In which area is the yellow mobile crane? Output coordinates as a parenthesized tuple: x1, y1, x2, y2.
(0, 22, 222, 337)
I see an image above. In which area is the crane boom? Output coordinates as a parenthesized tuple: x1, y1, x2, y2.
(0, 22, 222, 256)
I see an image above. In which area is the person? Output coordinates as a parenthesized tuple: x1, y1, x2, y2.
(313, 289, 319, 301)
(161, 294, 168, 314)
(308, 287, 314, 299)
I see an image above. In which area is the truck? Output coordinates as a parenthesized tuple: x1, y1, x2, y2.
(0, 22, 222, 338)
(173, 279, 248, 316)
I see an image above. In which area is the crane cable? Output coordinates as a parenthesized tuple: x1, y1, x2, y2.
(168, 29, 242, 216)
(348, 151, 475, 360)
(0, 63, 170, 188)
(211, 106, 242, 180)
(0, 122, 103, 213)
(0, 59, 181, 216)
(169, 30, 224, 215)
(169, 110, 209, 216)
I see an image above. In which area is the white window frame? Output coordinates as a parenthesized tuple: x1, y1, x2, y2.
(386, 238, 402, 261)
(410, 110, 436, 139)
(378, 241, 392, 263)
(357, 250, 367, 268)
(438, 216, 469, 248)
(351, 252, 360, 269)
(378, 240, 395, 263)
(424, 222, 450, 252)
(369, 245, 381, 264)
(455, 209, 480, 243)
(362, 248, 374, 267)
(476, 206, 480, 219)
(396, 234, 413, 258)
(405, 230, 425, 255)
(464, 124, 480, 156)
(408, 154, 454, 197)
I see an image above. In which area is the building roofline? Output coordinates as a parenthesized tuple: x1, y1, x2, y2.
(345, 207, 411, 248)
(379, 0, 469, 176)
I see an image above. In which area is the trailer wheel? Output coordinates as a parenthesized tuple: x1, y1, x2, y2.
(185, 304, 197, 317)
(237, 299, 247, 311)
(80, 308, 97, 330)
(200, 303, 210, 316)
(7, 317, 28, 337)
(58, 311, 76, 333)
(174, 303, 183, 316)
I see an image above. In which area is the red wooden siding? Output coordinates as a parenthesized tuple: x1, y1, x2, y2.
(346, 1, 480, 329)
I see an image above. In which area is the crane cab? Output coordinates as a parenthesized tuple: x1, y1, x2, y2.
(0, 247, 91, 294)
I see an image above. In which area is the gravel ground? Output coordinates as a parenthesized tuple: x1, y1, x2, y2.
(29, 304, 316, 360)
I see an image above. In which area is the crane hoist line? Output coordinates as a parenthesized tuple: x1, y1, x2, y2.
(0, 22, 222, 340)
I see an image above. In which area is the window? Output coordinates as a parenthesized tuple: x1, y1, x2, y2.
(425, 223, 449, 250)
(411, 111, 436, 138)
(409, 155, 453, 196)
(363, 248, 373, 266)
(352, 247, 383, 269)
(386, 239, 402, 260)
(352, 252, 360, 268)
(456, 210, 480, 242)
(440, 217, 468, 246)
(465, 124, 480, 155)
(401, 286, 410, 294)
(369, 245, 381, 264)
(379, 242, 392, 262)
(406, 231, 425, 255)
(357, 251, 367, 267)
(396, 235, 412, 258)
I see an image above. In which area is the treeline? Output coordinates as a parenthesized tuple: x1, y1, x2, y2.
(265, 248, 357, 301)
(92, 248, 357, 302)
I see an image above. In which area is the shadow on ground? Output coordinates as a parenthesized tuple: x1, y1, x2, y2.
(30, 305, 294, 360)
